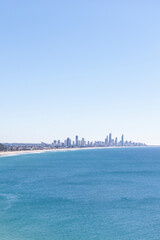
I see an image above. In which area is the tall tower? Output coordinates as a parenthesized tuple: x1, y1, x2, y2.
(105, 136, 108, 145)
(81, 138, 85, 146)
(76, 136, 78, 146)
(109, 133, 112, 145)
(121, 134, 124, 146)
(67, 138, 71, 147)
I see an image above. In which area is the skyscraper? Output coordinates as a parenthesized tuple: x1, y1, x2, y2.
(121, 134, 124, 146)
(81, 138, 85, 146)
(67, 138, 71, 147)
(115, 137, 118, 145)
(105, 136, 108, 145)
(76, 135, 78, 146)
(109, 133, 112, 145)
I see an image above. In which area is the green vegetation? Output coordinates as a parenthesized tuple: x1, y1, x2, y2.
(0, 143, 4, 151)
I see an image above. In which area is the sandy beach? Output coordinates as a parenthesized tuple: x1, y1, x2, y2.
(0, 147, 109, 158)
(0, 146, 148, 158)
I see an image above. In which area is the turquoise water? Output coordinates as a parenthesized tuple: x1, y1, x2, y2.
(0, 147, 160, 240)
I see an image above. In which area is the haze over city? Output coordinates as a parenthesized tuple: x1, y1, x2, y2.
(1, 0, 160, 145)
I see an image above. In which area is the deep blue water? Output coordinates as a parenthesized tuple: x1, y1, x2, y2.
(0, 147, 160, 240)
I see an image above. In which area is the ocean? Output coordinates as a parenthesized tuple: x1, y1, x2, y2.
(0, 147, 160, 240)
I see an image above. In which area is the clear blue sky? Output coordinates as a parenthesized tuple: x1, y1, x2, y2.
(0, 0, 160, 144)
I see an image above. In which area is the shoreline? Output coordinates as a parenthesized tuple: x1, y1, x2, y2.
(0, 147, 108, 157)
(0, 146, 150, 158)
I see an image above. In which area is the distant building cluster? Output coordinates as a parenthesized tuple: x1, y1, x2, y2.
(51, 134, 146, 148)
(2, 133, 146, 152)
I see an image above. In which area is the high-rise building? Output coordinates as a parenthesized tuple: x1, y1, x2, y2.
(81, 138, 85, 146)
(67, 138, 71, 147)
(105, 136, 108, 145)
(109, 133, 112, 145)
(76, 136, 78, 146)
(121, 134, 124, 146)
(115, 137, 118, 145)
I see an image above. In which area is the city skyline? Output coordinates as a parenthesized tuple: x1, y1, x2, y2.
(0, 130, 158, 146)
(3, 133, 146, 146)
(0, 132, 157, 146)
(51, 133, 145, 148)
(2, 132, 146, 152)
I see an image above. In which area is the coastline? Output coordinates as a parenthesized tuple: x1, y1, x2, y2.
(0, 146, 149, 158)
(0, 147, 106, 157)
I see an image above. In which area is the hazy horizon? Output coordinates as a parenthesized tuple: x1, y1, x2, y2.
(1, 1, 160, 145)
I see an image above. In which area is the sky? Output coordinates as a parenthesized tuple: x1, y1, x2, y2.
(0, 0, 160, 145)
